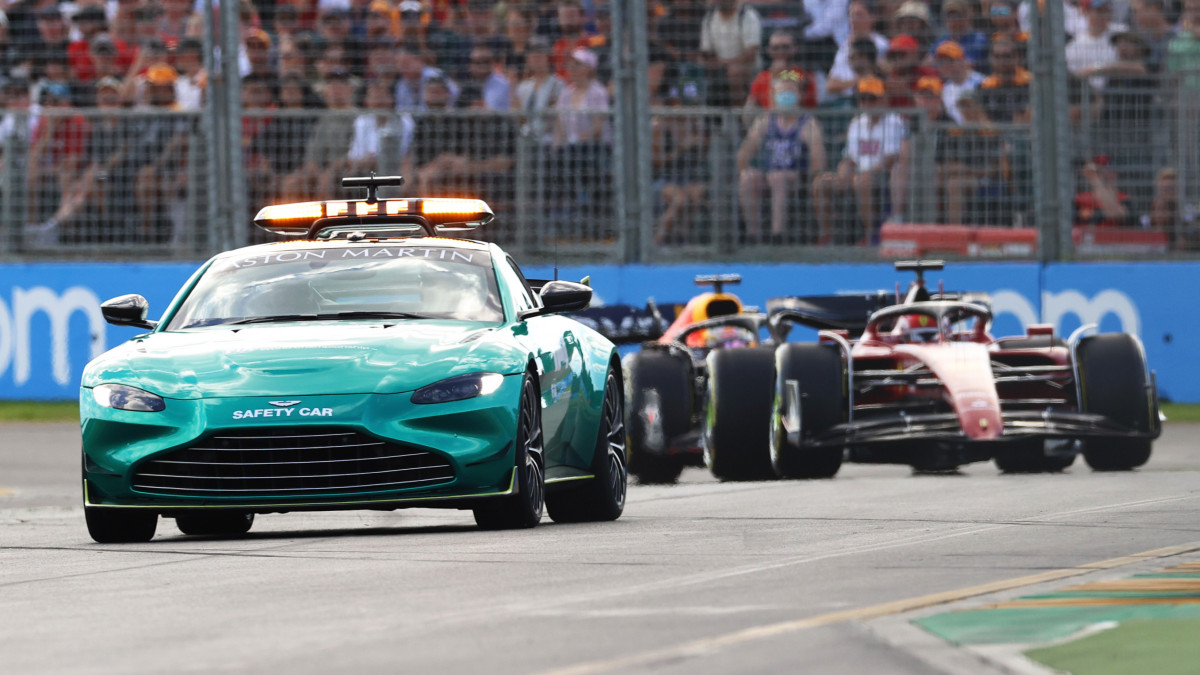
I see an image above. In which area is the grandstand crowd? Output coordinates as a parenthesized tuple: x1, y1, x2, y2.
(0, 0, 1197, 249)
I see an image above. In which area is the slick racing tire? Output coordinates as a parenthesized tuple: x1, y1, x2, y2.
(547, 367, 628, 523)
(993, 441, 1075, 474)
(176, 512, 255, 537)
(770, 344, 846, 479)
(475, 372, 545, 530)
(1077, 333, 1154, 471)
(85, 507, 157, 543)
(624, 351, 690, 485)
(704, 348, 776, 481)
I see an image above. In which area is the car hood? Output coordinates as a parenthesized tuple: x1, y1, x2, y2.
(894, 342, 1002, 440)
(83, 320, 526, 399)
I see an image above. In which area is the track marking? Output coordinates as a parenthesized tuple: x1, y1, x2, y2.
(539, 543, 1200, 675)
(1063, 578, 1200, 592)
(990, 597, 1200, 608)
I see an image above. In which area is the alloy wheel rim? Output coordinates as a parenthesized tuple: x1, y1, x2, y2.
(521, 380, 544, 512)
(604, 376, 627, 507)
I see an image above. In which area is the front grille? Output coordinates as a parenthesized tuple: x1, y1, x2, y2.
(132, 427, 454, 497)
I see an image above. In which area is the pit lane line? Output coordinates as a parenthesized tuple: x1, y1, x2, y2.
(539, 542, 1200, 675)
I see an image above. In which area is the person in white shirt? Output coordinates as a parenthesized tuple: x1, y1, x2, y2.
(699, 0, 762, 105)
(934, 41, 984, 123)
(349, 82, 415, 178)
(815, 76, 906, 245)
(827, 0, 890, 97)
(1066, 0, 1126, 89)
(513, 36, 564, 145)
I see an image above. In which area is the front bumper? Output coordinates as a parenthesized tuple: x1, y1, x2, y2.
(81, 376, 522, 511)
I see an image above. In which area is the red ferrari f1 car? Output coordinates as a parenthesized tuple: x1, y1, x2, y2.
(768, 260, 1161, 477)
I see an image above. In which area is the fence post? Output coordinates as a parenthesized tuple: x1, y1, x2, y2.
(220, 0, 247, 250)
(1029, 0, 1073, 261)
(611, 0, 652, 263)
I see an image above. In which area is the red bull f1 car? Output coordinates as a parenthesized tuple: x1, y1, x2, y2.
(769, 260, 1162, 478)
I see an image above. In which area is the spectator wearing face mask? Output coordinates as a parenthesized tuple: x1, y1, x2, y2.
(746, 31, 818, 110)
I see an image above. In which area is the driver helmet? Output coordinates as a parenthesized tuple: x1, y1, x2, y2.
(896, 313, 940, 343)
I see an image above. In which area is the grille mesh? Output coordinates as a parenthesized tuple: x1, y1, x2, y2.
(132, 427, 454, 497)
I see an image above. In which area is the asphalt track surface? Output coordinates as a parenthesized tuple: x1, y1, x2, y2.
(3, 423, 1199, 675)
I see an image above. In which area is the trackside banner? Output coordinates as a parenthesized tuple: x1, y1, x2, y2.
(0, 261, 1195, 401)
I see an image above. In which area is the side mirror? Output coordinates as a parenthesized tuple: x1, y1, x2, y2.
(536, 280, 592, 315)
(101, 294, 157, 329)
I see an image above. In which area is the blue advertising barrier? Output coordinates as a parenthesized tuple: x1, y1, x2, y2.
(0, 261, 1194, 401)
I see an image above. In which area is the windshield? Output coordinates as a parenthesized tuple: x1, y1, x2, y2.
(166, 245, 504, 329)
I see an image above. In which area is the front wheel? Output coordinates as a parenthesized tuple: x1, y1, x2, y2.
(704, 348, 776, 481)
(85, 507, 157, 543)
(1077, 333, 1155, 471)
(474, 372, 545, 530)
(547, 367, 627, 523)
(624, 352, 690, 485)
(176, 512, 255, 537)
(770, 344, 846, 479)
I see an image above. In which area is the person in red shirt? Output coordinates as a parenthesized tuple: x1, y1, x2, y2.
(552, 0, 596, 78)
(746, 31, 818, 110)
(26, 83, 90, 233)
(882, 33, 937, 108)
(67, 7, 134, 86)
(1075, 156, 1134, 227)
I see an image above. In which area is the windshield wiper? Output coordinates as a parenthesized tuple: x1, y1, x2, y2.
(228, 311, 431, 325)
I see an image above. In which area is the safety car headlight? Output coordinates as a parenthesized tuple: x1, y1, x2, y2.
(92, 384, 166, 412)
(411, 373, 506, 405)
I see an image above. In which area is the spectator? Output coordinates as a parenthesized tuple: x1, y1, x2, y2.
(131, 5, 162, 46)
(1068, 0, 1122, 89)
(362, 1, 399, 43)
(241, 73, 280, 213)
(1094, 30, 1157, 208)
(935, 41, 984, 124)
(1167, 0, 1200, 91)
(934, 0, 989, 68)
(906, 75, 954, 221)
(553, 48, 610, 218)
(552, 0, 598, 78)
(1148, 167, 1182, 237)
(265, 75, 323, 181)
(987, 0, 1029, 68)
(513, 36, 564, 144)
(31, 51, 74, 109)
(395, 47, 460, 109)
(1075, 156, 1135, 227)
(699, 0, 762, 106)
(455, 0, 506, 79)
(893, 2, 934, 53)
(278, 35, 312, 79)
(158, 0, 195, 44)
(349, 82, 415, 177)
(737, 71, 830, 244)
(653, 82, 712, 245)
(66, 6, 122, 86)
(273, 3, 304, 44)
(244, 29, 274, 78)
(460, 45, 511, 110)
(978, 39, 1032, 123)
(798, 0, 850, 79)
(0, 78, 35, 177)
(120, 38, 171, 107)
(944, 88, 1009, 224)
(317, 7, 353, 48)
(1131, 0, 1175, 74)
(29, 6, 69, 81)
(882, 34, 936, 108)
(128, 64, 190, 242)
(173, 37, 206, 111)
(498, 6, 536, 80)
(412, 77, 516, 196)
(280, 68, 357, 202)
(828, 38, 884, 102)
(817, 76, 907, 245)
(746, 31, 818, 110)
(827, 1, 890, 98)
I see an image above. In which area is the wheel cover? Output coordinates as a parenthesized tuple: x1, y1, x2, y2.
(604, 375, 628, 508)
(521, 379, 545, 512)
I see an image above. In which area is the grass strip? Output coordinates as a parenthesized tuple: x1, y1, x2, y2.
(1026, 618, 1200, 675)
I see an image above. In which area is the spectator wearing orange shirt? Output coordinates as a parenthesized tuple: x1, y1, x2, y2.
(746, 31, 818, 110)
(552, 0, 597, 78)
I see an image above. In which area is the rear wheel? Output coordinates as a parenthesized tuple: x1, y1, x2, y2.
(547, 367, 627, 522)
(1077, 334, 1155, 471)
(624, 351, 690, 484)
(474, 372, 545, 529)
(703, 348, 776, 481)
(85, 507, 157, 543)
(770, 344, 846, 479)
(176, 512, 254, 537)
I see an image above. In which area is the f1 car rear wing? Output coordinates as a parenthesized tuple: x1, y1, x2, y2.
(766, 293, 894, 335)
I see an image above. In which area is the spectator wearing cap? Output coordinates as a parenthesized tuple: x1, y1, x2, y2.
(934, 41, 984, 124)
(978, 38, 1032, 123)
(986, 0, 1030, 68)
(827, 1, 891, 98)
(552, 0, 599, 79)
(89, 35, 127, 88)
(653, 79, 713, 245)
(553, 47, 611, 220)
(356, 0, 398, 41)
(126, 63, 191, 241)
(747, 31, 819, 110)
(513, 36, 564, 145)
(244, 29, 275, 78)
(394, 46, 460, 109)
(280, 66, 358, 202)
(699, 0, 762, 106)
(817, 76, 907, 244)
(1167, 0, 1200, 92)
(121, 39, 171, 107)
(882, 34, 937, 108)
(317, 7, 353, 45)
(460, 45, 511, 110)
(893, 2, 933, 53)
(1131, 0, 1175, 74)
(1067, 0, 1122, 89)
(933, 0, 988, 68)
(273, 4, 304, 44)
(738, 71, 831, 244)
(1076, 156, 1135, 227)
(26, 80, 89, 238)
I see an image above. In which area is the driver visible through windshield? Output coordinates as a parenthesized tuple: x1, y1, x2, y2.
(167, 245, 504, 329)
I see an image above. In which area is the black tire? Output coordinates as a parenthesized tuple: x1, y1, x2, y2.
(474, 372, 545, 529)
(176, 512, 255, 537)
(703, 348, 776, 481)
(547, 367, 628, 523)
(1077, 333, 1155, 471)
(770, 344, 846, 479)
(85, 507, 157, 543)
(993, 441, 1075, 473)
(624, 351, 690, 484)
